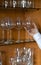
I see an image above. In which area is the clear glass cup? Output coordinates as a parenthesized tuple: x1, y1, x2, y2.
(22, 19, 30, 42)
(27, 48, 33, 65)
(4, 17, 14, 44)
(9, 0, 13, 8)
(10, 48, 23, 65)
(0, 18, 6, 43)
(13, 0, 17, 8)
(10, 57, 22, 65)
(4, 0, 8, 8)
(23, 47, 33, 65)
(18, 0, 26, 8)
(25, 17, 34, 31)
(14, 48, 23, 65)
(22, 17, 34, 42)
(10, 47, 33, 65)
(0, 17, 14, 44)
(26, 0, 34, 8)
(0, 51, 6, 65)
(10, 57, 17, 65)
(15, 48, 23, 57)
(0, 52, 2, 65)
(15, 17, 22, 43)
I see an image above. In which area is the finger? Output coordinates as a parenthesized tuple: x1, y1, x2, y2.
(24, 27, 34, 36)
(24, 27, 28, 31)
(27, 30, 33, 36)
(33, 23, 37, 28)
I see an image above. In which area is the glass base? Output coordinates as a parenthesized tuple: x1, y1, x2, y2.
(0, 40, 5, 43)
(4, 40, 14, 44)
(15, 40, 24, 43)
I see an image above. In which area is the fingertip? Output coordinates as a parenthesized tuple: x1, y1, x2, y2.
(33, 22, 37, 28)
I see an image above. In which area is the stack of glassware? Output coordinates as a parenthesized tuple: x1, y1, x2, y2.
(1, 0, 34, 8)
(1, 0, 17, 8)
(10, 47, 33, 65)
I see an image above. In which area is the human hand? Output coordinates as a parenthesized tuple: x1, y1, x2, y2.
(24, 22, 39, 36)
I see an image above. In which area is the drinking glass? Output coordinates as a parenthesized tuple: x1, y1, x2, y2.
(10, 48, 23, 65)
(22, 19, 30, 42)
(21, 0, 26, 8)
(25, 17, 34, 31)
(10, 57, 22, 65)
(0, 18, 6, 43)
(4, 0, 8, 8)
(10, 57, 17, 65)
(15, 47, 27, 65)
(0, 17, 14, 44)
(22, 17, 34, 42)
(26, 0, 34, 8)
(23, 47, 33, 65)
(0, 52, 2, 65)
(9, 0, 13, 8)
(13, 0, 17, 8)
(27, 48, 33, 65)
(15, 48, 24, 57)
(15, 17, 22, 43)
(10, 47, 33, 65)
(4, 17, 14, 44)
(0, 51, 6, 65)
(18, 0, 26, 8)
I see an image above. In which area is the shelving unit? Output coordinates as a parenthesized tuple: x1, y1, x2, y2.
(0, 0, 41, 65)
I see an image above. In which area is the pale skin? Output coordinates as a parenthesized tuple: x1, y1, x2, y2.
(24, 18, 41, 49)
(24, 23, 38, 37)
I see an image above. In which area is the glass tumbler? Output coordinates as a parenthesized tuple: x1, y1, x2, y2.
(13, 0, 17, 8)
(26, 0, 34, 8)
(18, 0, 26, 8)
